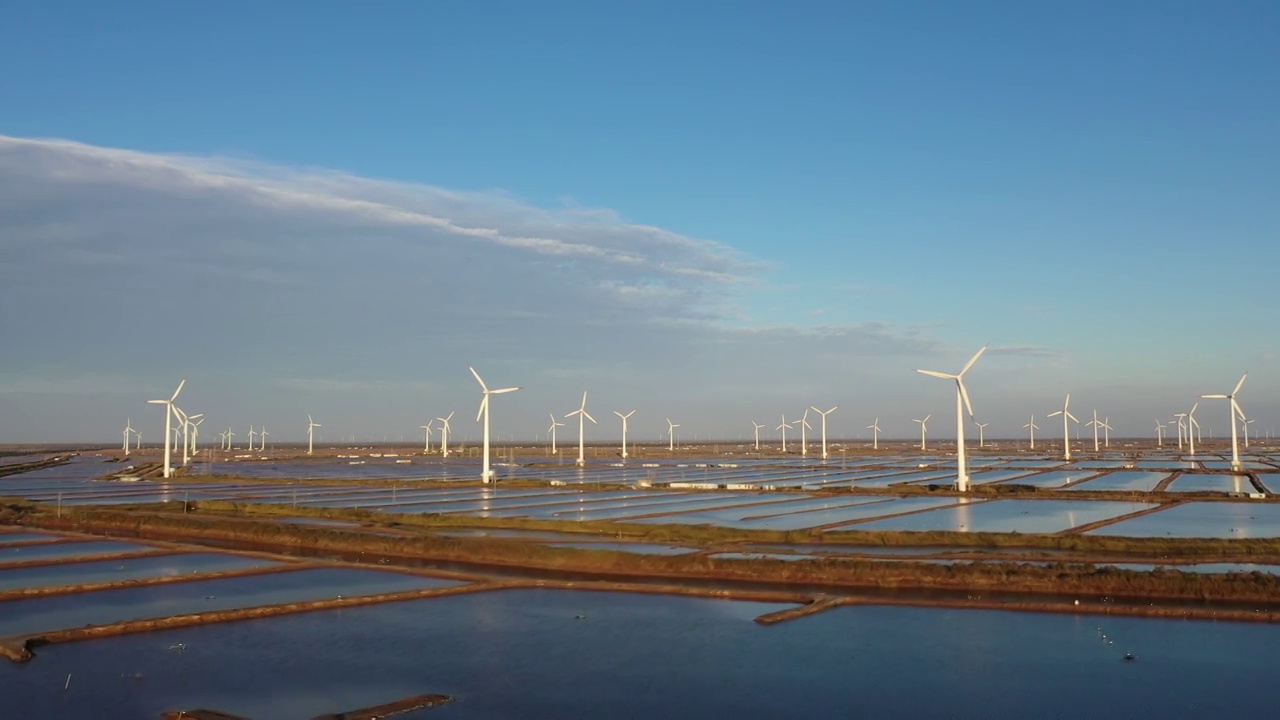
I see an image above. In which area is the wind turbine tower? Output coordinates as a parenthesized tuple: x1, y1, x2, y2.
(437, 412, 455, 457)
(1047, 394, 1079, 461)
(122, 419, 135, 456)
(470, 366, 521, 483)
(752, 422, 765, 451)
(1202, 373, 1248, 470)
(145, 378, 186, 479)
(420, 420, 433, 453)
(666, 418, 680, 452)
(614, 410, 636, 459)
(797, 409, 812, 456)
(913, 415, 930, 451)
(565, 392, 597, 466)
(917, 344, 987, 491)
(307, 415, 322, 455)
(1024, 415, 1039, 450)
(810, 406, 838, 459)
(867, 418, 881, 450)
(776, 415, 792, 452)
(547, 413, 564, 455)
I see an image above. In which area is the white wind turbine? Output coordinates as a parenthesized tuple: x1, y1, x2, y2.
(1086, 410, 1102, 452)
(1154, 420, 1165, 447)
(614, 410, 636, 458)
(171, 406, 201, 466)
(797, 409, 812, 456)
(1172, 413, 1187, 450)
(122, 419, 135, 455)
(776, 414, 793, 452)
(1102, 417, 1112, 448)
(258, 426, 269, 452)
(246, 425, 257, 451)
(666, 418, 680, 452)
(189, 415, 205, 456)
(1047, 394, 1079, 461)
(867, 418, 881, 450)
(419, 420, 434, 453)
(1187, 403, 1200, 455)
(437, 412, 455, 457)
(1024, 415, 1039, 450)
(1243, 418, 1254, 449)
(975, 421, 989, 448)
(145, 378, 186, 479)
(470, 366, 521, 483)
(547, 412, 565, 454)
(810, 406, 838, 459)
(565, 392, 596, 466)
(307, 415, 322, 455)
(1202, 373, 1248, 470)
(752, 422, 765, 451)
(917, 345, 987, 491)
(225, 427, 234, 450)
(913, 415, 930, 451)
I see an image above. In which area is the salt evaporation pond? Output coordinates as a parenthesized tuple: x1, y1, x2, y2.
(1004, 470, 1099, 488)
(1199, 461, 1275, 471)
(1166, 474, 1254, 493)
(1089, 502, 1280, 538)
(1064, 472, 1169, 492)
(546, 542, 697, 556)
(851, 500, 1153, 534)
(7, 589, 1280, 719)
(1104, 562, 1280, 574)
(0, 567, 462, 637)
(0, 540, 159, 565)
(0, 532, 61, 545)
(0, 552, 283, 592)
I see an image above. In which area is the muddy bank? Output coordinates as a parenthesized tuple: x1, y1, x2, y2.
(313, 693, 453, 719)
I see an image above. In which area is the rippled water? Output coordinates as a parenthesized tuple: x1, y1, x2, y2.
(4, 589, 1279, 719)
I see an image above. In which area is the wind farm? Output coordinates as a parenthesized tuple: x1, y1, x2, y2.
(5, 3, 1280, 716)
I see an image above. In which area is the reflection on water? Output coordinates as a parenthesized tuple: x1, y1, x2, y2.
(5, 589, 1280, 719)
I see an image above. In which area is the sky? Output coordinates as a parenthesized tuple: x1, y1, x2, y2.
(2, 1, 1279, 444)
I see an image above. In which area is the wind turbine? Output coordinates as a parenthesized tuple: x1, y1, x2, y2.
(1243, 418, 1255, 449)
(419, 420, 433, 453)
(225, 427, 234, 450)
(171, 406, 201, 466)
(547, 412, 565, 454)
(1024, 415, 1039, 450)
(1102, 417, 1112, 448)
(913, 415, 930, 451)
(1202, 373, 1248, 470)
(259, 426, 269, 452)
(437, 412, 455, 457)
(797, 409, 812, 456)
(470, 366, 520, 483)
(307, 415, 322, 455)
(866, 418, 881, 450)
(776, 415, 792, 452)
(917, 345, 987, 491)
(1187, 403, 1200, 456)
(752, 421, 765, 451)
(122, 419, 135, 456)
(975, 421, 989, 448)
(810, 406, 838, 459)
(1172, 413, 1187, 450)
(189, 415, 204, 456)
(1047, 394, 1079, 461)
(565, 392, 596, 466)
(246, 425, 257, 451)
(1086, 410, 1102, 452)
(666, 418, 680, 452)
(145, 378, 186, 479)
(614, 410, 636, 459)
(1155, 420, 1166, 448)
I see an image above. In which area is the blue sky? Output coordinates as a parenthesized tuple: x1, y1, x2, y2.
(2, 1, 1279, 444)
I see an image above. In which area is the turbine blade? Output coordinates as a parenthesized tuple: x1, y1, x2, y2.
(916, 370, 956, 380)
(584, 411, 597, 423)
(170, 377, 187, 402)
(957, 379, 974, 417)
(469, 366, 488, 392)
(1048, 411, 1062, 417)
(1234, 372, 1248, 396)
(923, 414, 931, 423)
(476, 395, 488, 423)
(147, 399, 167, 405)
(959, 344, 989, 375)
(492, 387, 521, 394)
(1066, 412, 1079, 423)
(1202, 394, 1228, 399)
(580, 391, 588, 409)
